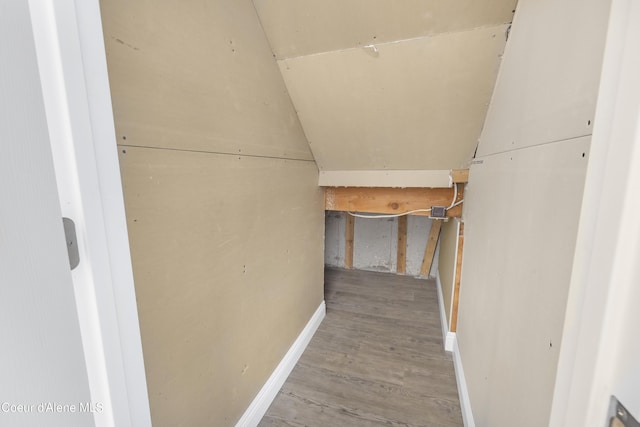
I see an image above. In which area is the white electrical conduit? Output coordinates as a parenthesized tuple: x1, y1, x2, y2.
(347, 183, 463, 219)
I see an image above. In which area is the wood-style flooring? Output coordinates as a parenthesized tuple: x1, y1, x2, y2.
(259, 268, 463, 427)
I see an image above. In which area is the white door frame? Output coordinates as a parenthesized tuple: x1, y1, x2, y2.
(28, 1, 151, 426)
(550, 0, 640, 425)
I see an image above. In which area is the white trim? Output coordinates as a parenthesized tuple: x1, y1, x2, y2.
(73, 2, 152, 425)
(319, 169, 452, 188)
(453, 336, 476, 427)
(28, 1, 150, 426)
(236, 301, 326, 427)
(436, 272, 455, 352)
(550, 1, 640, 425)
(445, 331, 456, 353)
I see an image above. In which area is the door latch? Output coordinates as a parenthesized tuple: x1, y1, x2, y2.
(62, 217, 80, 270)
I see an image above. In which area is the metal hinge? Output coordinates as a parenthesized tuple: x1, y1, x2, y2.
(608, 396, 639, 427)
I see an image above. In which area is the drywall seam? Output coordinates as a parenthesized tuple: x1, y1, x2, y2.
(318, 170, 452, 188)
(474, 133, 593, 160)
(275, 23, 512, 61)
(453, 337, 476, 427)
(118, 144, 316, 163)
(436, 271, 454, 352)
(235, 301, 326, 427)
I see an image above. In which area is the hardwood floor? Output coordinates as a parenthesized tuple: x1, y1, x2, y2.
(259, 268, 463, 427)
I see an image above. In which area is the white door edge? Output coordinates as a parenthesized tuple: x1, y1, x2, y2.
(27, 1, 151, 426)
(550, 0, 640, 425)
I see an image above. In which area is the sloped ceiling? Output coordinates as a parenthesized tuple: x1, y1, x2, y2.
(254, 0, 517, 178)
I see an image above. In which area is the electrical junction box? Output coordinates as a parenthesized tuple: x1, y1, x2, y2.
(430, 206, 447, 219)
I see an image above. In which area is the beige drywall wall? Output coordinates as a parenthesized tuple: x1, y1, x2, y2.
(456, 0, 611, 426)
(253, 0, 517, 59)
(477, 0, 611, 156)
(459, 139, 590, 427)
(278, 25, 509, 171)
(438, 219, 459, 330)
(102, 0, 313, 162)
(118, 149, 324, 426)
(101, 1, 325, 425)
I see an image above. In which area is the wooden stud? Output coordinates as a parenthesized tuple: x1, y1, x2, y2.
(396, 216, 408, 274)
(325, 186, 463, 218)
(451, 169, 470, 183)
(420, 220, 443, 276)
(450, 223, 464, 332)
(345, 214, 355, 269)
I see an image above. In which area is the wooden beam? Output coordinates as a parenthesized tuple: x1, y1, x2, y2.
(420, 220, 443, 276)
(345, 214, 355, 269)
(450, 223, 464, 332)
(325, 186, 463, 218)
(396, 216, 408, 274)
(451, 169, 469, 183)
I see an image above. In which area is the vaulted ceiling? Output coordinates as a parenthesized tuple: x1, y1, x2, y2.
(253, 0, 517, 185)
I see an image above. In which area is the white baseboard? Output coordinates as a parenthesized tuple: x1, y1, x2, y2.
(452, 336, 475, 427)
(445, 331, 456, 352)
(235, 301, 326, 427)
(435, 272, 455, 352)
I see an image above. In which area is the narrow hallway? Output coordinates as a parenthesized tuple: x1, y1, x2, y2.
(260, 268, 462, 426)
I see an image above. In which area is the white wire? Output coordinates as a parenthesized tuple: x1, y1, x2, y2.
(447, 183, 458, 209)
(347, 183, 464, 219)
(347, 208, 432, 219)
(448, 199, 464, 209)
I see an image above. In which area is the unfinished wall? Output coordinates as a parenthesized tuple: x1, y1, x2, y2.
(325, 212, 438, 277)
(456, 0, 611, 426)
(100, 1, 324, 425)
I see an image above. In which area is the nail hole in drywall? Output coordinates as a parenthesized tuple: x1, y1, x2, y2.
(582, 153, 586, 158)
(587, 120, 591, 125)
(122, 149, 126, 154)
(122, 136, 127, 140)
